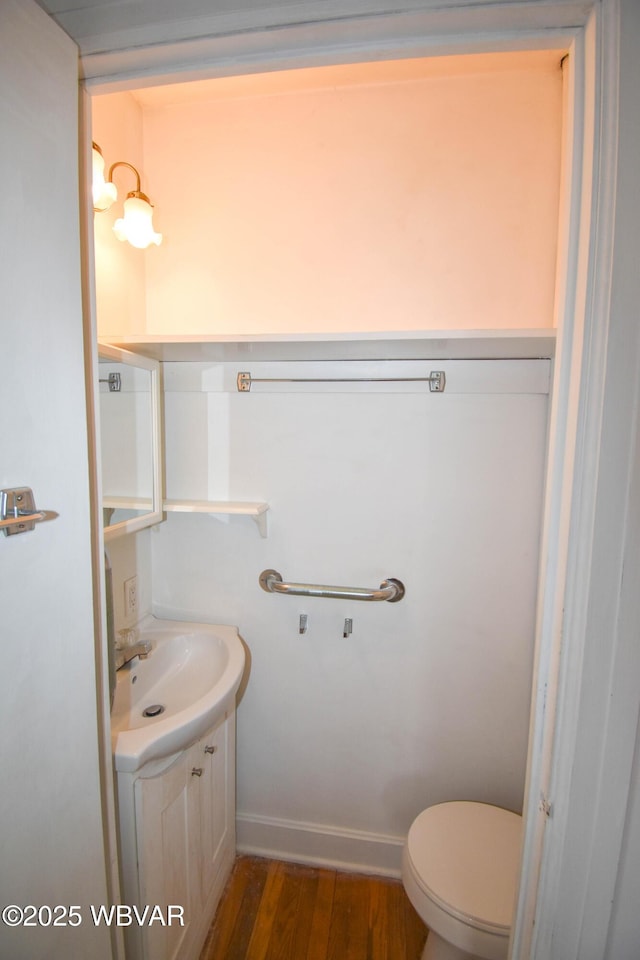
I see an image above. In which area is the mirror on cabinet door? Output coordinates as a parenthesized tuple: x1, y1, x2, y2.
(98, 343, 163, 540)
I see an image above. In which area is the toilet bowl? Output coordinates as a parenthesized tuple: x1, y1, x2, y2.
(402, 801, 522, 960)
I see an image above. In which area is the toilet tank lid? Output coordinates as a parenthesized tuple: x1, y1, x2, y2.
(407, 801, 522, 930)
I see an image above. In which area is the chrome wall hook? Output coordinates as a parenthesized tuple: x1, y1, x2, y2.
(343, 618, 353, 638)
(299, 614, 308, 635)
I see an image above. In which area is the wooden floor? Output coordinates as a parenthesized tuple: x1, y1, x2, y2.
(200, 856, 427, 960)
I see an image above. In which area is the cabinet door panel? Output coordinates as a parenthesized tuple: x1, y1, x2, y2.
(200, 715, 231, 900)
(135, 749, 200, 960)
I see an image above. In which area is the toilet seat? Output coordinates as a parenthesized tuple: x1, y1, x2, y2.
(405, 802, 522, 936)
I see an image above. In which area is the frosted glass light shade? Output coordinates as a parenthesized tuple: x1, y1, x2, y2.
(113, 194, 162, 249)
(92, 145, 117, 211)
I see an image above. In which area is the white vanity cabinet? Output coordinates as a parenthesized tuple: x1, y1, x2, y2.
(119, 710, 236, 960)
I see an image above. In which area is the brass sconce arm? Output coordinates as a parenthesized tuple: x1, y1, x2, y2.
(107, 161, 142, 197)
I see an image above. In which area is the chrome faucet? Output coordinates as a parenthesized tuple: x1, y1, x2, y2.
(115, 640, 152, 671)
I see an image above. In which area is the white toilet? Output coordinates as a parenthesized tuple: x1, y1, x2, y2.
(402, 801, 522, 960)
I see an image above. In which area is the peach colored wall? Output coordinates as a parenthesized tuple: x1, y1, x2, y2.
(93, 53, 563, 336)
(92, 91, 147, 338)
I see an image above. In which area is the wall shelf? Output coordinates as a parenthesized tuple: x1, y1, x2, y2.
(163, 499, 269, 537)
(106, 329, 557, 364)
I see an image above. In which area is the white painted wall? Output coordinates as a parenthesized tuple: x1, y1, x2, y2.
(107, 531, 153, 635)
(151, 358, 549, 871)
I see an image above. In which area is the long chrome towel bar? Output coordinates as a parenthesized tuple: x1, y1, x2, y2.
(237, 371, 445, 392)
(259, 569, 405, 603)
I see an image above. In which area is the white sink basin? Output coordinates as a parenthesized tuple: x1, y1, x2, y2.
(111, 615, 245, 773)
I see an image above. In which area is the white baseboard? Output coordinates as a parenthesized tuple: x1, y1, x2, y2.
(236, 812, 404, 878)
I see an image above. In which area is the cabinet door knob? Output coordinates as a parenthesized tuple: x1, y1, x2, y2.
(191, 767, 203, 777)
(204, 745, 216, 754)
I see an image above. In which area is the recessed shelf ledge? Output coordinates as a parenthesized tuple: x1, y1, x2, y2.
(106, 329, 557, 364)
(163, 499, 270, 537)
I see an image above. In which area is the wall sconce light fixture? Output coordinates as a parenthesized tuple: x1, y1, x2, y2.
(92, 142, 162, 249)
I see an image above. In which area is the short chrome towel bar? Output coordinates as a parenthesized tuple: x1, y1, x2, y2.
(259, 569, 405, 603)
